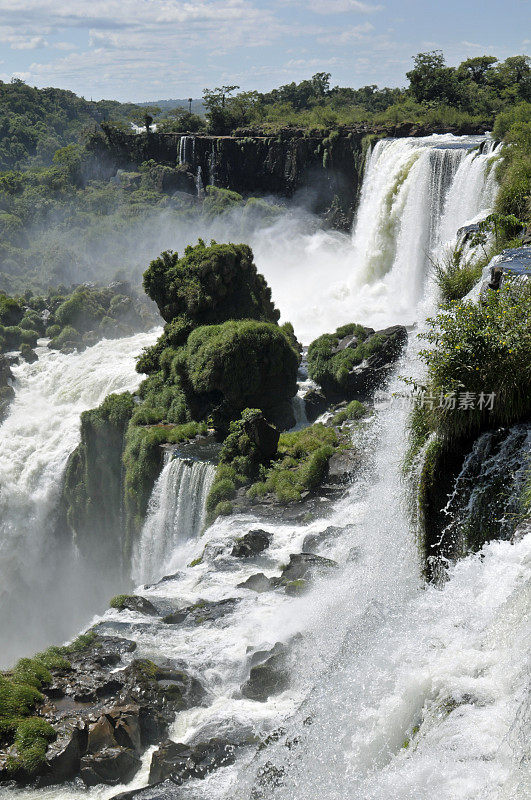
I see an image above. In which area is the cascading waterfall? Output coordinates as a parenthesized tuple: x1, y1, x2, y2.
(4, 135, 521, 800)
(179, 135, 195, 166)
(0, 329, 158, 666)
(132, 453, 215, 586)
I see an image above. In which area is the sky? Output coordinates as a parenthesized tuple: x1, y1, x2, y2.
(0, 0, 529, 102)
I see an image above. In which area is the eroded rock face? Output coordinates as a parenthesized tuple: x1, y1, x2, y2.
(241, 643, 290, 702)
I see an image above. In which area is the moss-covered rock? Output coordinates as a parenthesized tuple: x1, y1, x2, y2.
(185, 319, 298, 427)
(143, 240, 280, 325)
(308, 323, 407, 400)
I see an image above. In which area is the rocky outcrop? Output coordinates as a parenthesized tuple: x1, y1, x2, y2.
(420, 422, 531, 580)
(307, 324, 408, 402)
(0, 635, 207, 789)
(89, 127, 368, 222)
(238, 552, 338, 596)
(148, 737, 236, 785)
(231, 529, 272, 558)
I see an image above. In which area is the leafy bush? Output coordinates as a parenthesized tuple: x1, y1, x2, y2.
(248, 423, 339, 503)
(415, 282, 531, 445)
(143, 240, 280, 325)
(332, 400, 368, 425)
(185, 319, 299, 414)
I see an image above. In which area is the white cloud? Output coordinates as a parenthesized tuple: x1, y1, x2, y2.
(305, 0, 383, 13)
(318, 22, 374, 44)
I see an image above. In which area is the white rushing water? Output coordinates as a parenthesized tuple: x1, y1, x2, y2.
(0, 329, 159, 666)
(132, 453, 215, 585)
(249, 134, 499, 341)
(2, 134, 520, 800)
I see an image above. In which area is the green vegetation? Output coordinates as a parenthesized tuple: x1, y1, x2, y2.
(0, 631, 103, 777)
(201, 53, 531, 134)
(406, 281, 531, 551)
(0, 283, 157, 355)
(0, 78, 151, 171)
(307, 323, 393, 398)
(248, 424, 339, 503)
(186, 319, 298, 413)
(331, 400, 369, 426)
(143, 240, 279, 325)
(207, 415, 345, 521)
(109, 594, 132, 610)
(493, 103, 531, 219)
(433, 212, 527, 303)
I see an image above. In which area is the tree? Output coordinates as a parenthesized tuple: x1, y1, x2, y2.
(406, 51, 460, 105)
(203, 85, 240, 111)
(457, 56, 498, 85)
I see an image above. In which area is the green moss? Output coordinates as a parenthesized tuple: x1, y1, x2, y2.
(109, 594, 131, 610)
(307, 323, 375, 396)
(332, 400, 368, 425)
(185, 319, 298, 417)
(248, 423, 340, 504)
(188, 556, 203, 567)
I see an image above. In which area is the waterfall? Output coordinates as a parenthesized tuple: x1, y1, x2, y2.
(132, 453, 215, 585)
(5, 134, 520, 800)
(0, 329, 158, 666)
(179, 135, 195, 166)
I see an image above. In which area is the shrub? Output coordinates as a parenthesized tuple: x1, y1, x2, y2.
(307, 323, 376, 394)
(143, 240, 280, 325)
(432, 246, 485, 302)
(407, 281, 531, 464)
(185, 319, 299, 415)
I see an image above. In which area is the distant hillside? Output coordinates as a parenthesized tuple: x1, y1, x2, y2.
(0, 79, 145, 170)
(138, 98, 206, 115)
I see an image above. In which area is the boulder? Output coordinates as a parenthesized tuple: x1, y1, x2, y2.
(80, 746, 141, 787)
(46, 720, 88, 782)
(303, 388, 328, 422)
(237, 573, 273, 593)
(243, 414, 280, 459)
(111, 780, 183, 799)
(241, 644, 290, 702)
(307, 324, 408, 401)
(162, 598, 239, 625)
(231, 529, 272, 558)
(113, 596, 159, 616)
(272, 553, 338, 587)
(148, 738, 236, 785)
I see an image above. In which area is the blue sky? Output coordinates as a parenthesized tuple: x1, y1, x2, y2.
(0, 0, 529, 102)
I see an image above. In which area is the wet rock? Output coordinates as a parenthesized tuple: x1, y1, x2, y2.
(303, 388, 328, 422)
(162, 598, 239, 625)
(45, 720, 88, 782)
(237, 573, 273, 593)
(326, 449, 358, 484)
(1, 634, 207, 789)
(0, 354, 15, 423)
(272, 553, 338, 587)
(80, 746, 141, 787)
(148, 738, 236, 785)
(302, 525, 344, 552)
(111, 781, 183, 799)
(241, 644, 290, 702)
(309, 324, 408, 401)
(113, 596, 159, 616)
(231, 529, 272, 558)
